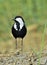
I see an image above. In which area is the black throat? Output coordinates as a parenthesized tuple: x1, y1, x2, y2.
(16, 22, 20, 31)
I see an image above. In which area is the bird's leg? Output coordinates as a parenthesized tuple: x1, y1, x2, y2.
(21, 39, 23, 52)
(16, 39, 17, 49)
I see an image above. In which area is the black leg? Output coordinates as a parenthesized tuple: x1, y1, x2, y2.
(21, 39, 23, 52)
(16, 39, 17, 49)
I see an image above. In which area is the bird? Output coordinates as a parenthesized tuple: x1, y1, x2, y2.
(12, 16, 27, 51)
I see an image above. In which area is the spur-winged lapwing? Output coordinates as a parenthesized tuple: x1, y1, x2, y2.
(12, 16, 27, 51)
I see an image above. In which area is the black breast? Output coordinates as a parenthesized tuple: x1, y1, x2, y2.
(12, 25, 27, 39)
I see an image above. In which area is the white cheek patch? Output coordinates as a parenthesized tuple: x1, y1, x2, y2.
(14, 23, 18, 30)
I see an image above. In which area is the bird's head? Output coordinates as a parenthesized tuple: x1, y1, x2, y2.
(12, 16, 25, 31)
(13, 16, 25, 24)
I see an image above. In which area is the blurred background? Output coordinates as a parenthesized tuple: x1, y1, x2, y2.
(0, 0, 47, 54)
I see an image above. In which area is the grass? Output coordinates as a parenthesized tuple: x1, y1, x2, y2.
(37, 24, 47, 65)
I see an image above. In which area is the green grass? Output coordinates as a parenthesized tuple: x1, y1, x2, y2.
(30, 24, 47, 65)
(37, 24, 46, 65)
